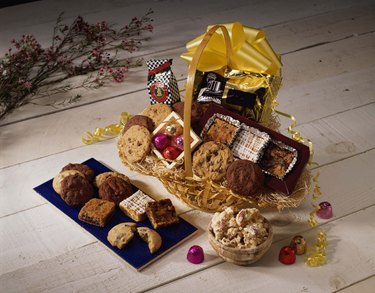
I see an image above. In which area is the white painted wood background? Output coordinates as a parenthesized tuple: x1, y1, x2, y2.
(1, 0, 374, 292)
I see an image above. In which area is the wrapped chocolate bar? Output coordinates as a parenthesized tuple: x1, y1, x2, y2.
(197, 72, 227, 105)
(147, 59, 181, 105)
(232, 125, 270, 163)
(259, 139, 298, 180)
(201, 113, 241, 147)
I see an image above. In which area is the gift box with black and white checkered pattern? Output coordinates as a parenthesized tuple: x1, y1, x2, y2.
(147, 59, 180, 106)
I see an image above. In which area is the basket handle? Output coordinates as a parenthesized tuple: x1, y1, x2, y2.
(183, 25, 232, 177)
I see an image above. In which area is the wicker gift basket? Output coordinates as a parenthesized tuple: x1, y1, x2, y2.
(118, 24, 311, 213)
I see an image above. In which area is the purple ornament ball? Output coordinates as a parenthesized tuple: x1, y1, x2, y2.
(173, 134, 185, 151)
(316, 201, 333, 219)
(187, 245, 204, 264)
(153, 133, 170, 150)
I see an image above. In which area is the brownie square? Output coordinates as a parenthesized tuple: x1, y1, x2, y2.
(78, 198, 116, 227)
(259, 141, 297, 179)
(145, 199, 179, 229)
(205, 118, 237, 146)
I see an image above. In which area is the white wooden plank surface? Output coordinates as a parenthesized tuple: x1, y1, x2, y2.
(1, 0, 374, 125)
(1, 33, 374, 168)
(148, 206, 375, 293)
(1, 147, 374, 291)
(1, 0, 375, 292)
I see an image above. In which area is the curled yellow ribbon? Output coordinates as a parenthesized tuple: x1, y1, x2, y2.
(274, 110, 327, 267)
(181, 22, 282, 76)
(305, 231, 327, 267)
(82, 112, 132, 145)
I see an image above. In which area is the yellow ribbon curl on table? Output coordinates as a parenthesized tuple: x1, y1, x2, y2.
(181, 22, 282, 76)
(82, 112, 132, 145)
(275, 110, 327, 266)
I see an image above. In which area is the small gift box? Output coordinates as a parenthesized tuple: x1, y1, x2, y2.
(147, 59, 181, 105)
(181, 22, 282, 124)
(151, 112, 201, 169)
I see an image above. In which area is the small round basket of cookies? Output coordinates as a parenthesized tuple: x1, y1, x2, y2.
(208, 207, 273, 265)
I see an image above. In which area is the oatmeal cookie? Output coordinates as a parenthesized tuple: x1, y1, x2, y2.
(192, 141, 233, 181)
(141, 104, 172, 127)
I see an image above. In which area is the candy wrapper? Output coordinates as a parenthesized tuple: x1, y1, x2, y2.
(147, 59, 181, 105)
(181, 22, 282, 124)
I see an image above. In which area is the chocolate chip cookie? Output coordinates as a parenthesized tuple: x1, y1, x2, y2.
(192, 141, 233, 181)
(107, 222, 137, 249)
(226, 159, 264, 196)
(119, 125, 151, 163)
(98, 176, 133, 205)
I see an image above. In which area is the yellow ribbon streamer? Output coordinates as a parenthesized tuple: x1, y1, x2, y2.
(305, 231, 327, 267)
(181, 22, 282, 76)
(274, 110, 327, 267)
(82, 112, 132, 145)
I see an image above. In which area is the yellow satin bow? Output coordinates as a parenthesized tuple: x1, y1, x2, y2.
(181, 22, 282, 76)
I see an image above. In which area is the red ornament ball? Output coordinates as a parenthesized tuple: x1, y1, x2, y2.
(279, 245, 296, 265)
(162, 146, 181, 160)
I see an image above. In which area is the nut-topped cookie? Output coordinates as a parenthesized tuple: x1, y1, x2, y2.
(192, 141, 233, 181)
(119, 125, 151, 163)
(141, 104, 172, 127)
